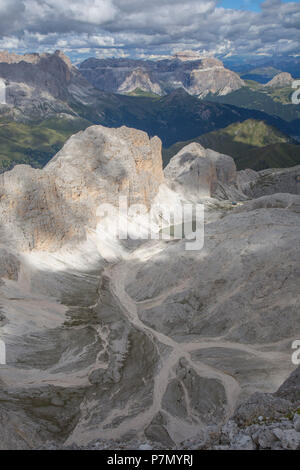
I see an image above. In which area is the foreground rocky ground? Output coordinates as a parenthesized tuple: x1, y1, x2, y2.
(0, 126, 299, 449)
(40, 366, 300, 450)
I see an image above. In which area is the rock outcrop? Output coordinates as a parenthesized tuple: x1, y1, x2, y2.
(188, 365, 300, 450)
(164, 142, 237, 199)
(265, 72, 294, 88)
(187, 58, 244, 97)
(0, 125, 164, 251)
(238, 165, 300, 198)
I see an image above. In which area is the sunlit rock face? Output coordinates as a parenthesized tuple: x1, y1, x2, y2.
(0, 124, 299, 450)
(118, 68, 163, 95)
(187, 65, 244, 98)
(164, 142, 237, 199)
(0, 125, 164, 251)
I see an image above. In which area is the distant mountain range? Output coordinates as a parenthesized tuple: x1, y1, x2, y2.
(221, 54, 300, 81)
(208, 83, 300, 141)
(78, 53, 245, 98)
(0, 50, 299, 173)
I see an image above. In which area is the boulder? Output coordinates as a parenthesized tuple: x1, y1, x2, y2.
(164, 142, 237, 199)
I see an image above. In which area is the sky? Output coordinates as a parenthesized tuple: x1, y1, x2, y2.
(0, 0, 299, 61)
(221, 0, 262, 11)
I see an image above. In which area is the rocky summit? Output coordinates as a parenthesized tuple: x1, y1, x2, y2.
(265, 72, 294, 88)
(0, 125, 299, 450)
(0, 125, 163, 251)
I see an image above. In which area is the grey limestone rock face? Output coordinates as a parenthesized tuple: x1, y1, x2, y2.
(0, 125, 164, 251)
(238, 165, 300, 199)
(179, 366, 300, 450)
(232, 366, 300, 429)
(217, 366, 300, 450)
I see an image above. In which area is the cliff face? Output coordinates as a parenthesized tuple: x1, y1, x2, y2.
(0, 125, 164, 251)
(0, 50, 75, 100)
(118, 68, 162, 95)
(0, 50, 94, 120)
(188, 65, 244, 97)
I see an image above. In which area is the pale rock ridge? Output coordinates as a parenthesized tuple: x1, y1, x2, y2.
(0, 125, 164, 251)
